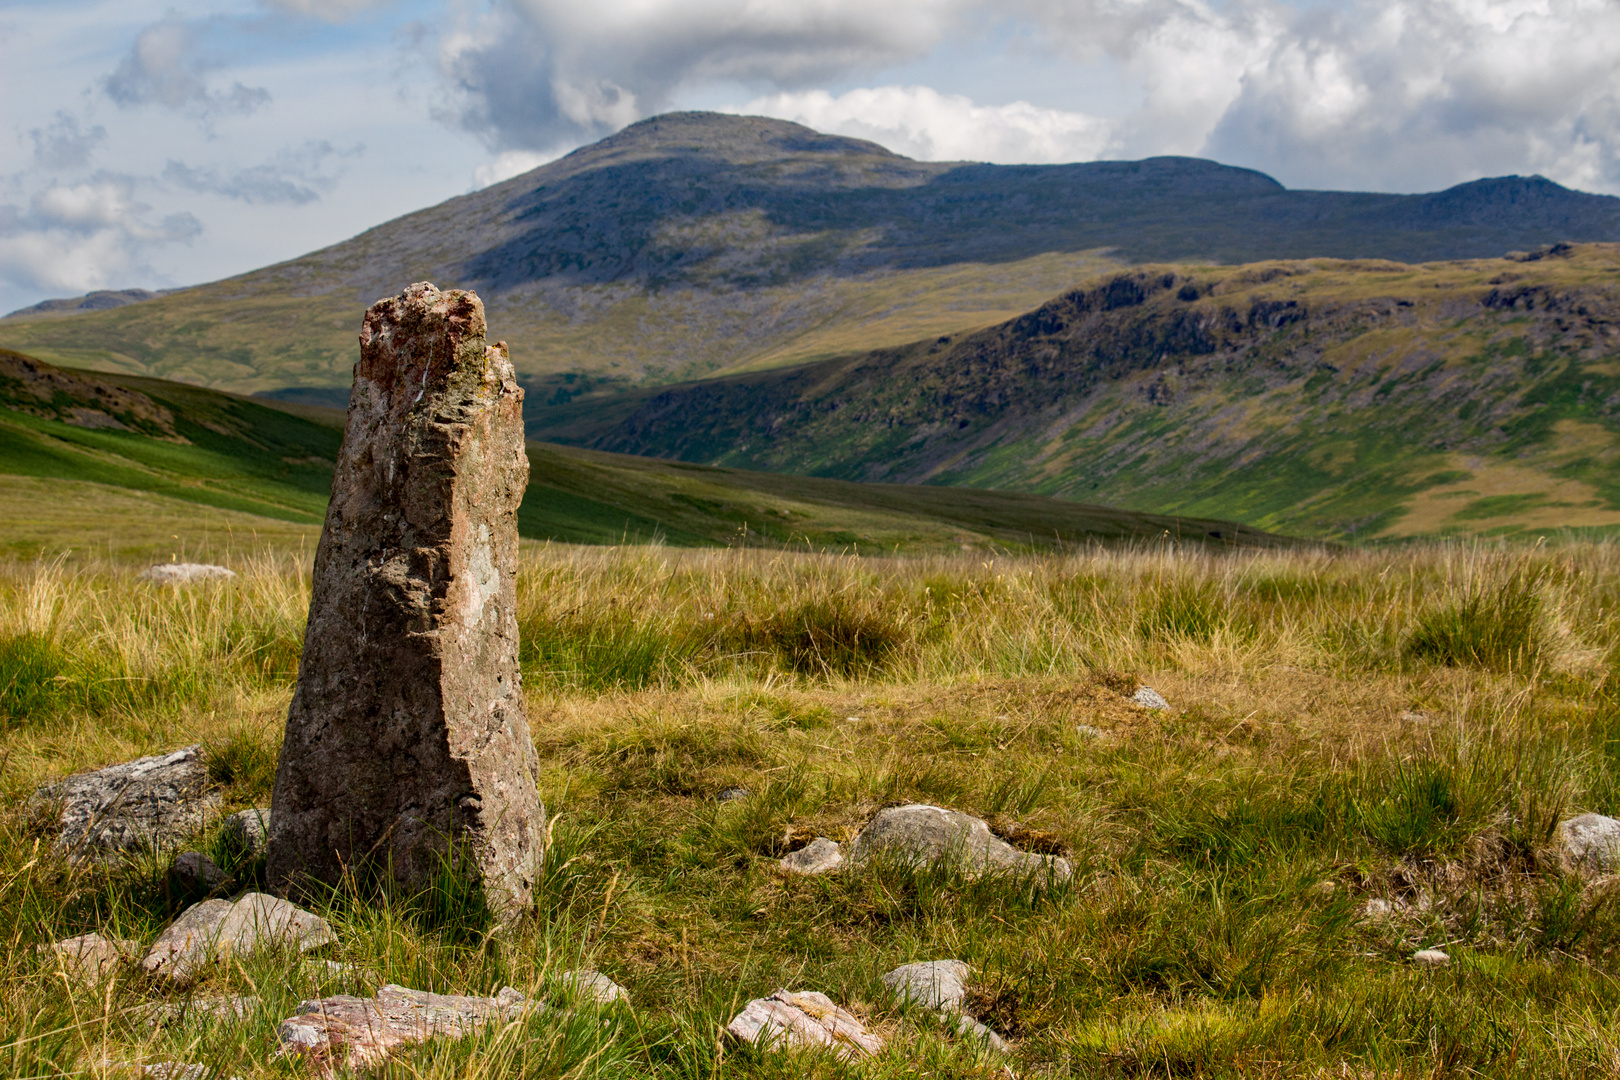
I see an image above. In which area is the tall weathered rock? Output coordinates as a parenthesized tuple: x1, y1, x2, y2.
(266, 282, 543, 915)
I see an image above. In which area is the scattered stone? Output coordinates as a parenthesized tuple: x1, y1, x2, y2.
(170, 851, 226, 893)
(725, 989, 883, 1061)
(268, 283, 544, 918)
(556, 969, 630, 1005)
(138, 564, 236, 585)
(29, 746, 221, 861)
(276, 983, 530, 1070)
(949, 1012, 1011, 1053)
(881, 960, 968, 1011)
(1074, 724, 1105, 740)
(219, 808, 271, 859)
(39, 933, 137, 987)
(1412, 948, 1451, 967)
(780, 838, 844, 876)
(714, 787, 752, 802)
(1560, 813, 1620, 873)
(142, 1063, 217, 1080)
(848, 805, 1072, 882)
(1130, 686, 1170, 711)
(880, 960, 1011, 1053)
(142, 899, 234, 981)
(142, 893, 334, 984)
(1397, 710, 1432, 724)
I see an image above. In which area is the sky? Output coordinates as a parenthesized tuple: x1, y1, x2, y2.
(3, 0, 1619, 311)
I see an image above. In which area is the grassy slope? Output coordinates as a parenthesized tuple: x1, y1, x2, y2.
(6, 543, 1620, 1077)
(550, 244, 1620, 542)
(2, 113, 1617, 400)
(0, 350, 1286, 559)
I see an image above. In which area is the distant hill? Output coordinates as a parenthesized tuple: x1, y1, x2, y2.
(1, 112, 1617, 404)
(0, 349, 1288, 558)
(536, 243, 1620, 542)
(4, 289, 167, 319)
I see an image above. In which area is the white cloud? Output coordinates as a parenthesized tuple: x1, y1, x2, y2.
(437, 0, 968, 149)
(0, 176, 200, 296)
(103, 17, 271, 117)
(472, 150, 558, 188)
(29, 113, 110, 171)
(736, 85, 1114, 163)
(258, 0, 386, 20)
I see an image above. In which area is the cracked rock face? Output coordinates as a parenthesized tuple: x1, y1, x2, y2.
(29, 746, 220, 860)
(277, 984, 529, 1071)
(266, 283, 543, 917)
(725, 989, 883, 1060)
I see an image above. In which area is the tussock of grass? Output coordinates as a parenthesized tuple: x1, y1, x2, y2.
(7, 540, 1620, 1075)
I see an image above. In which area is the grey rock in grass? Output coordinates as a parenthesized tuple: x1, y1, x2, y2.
(39, 932, 137, 987)
(267, 283, 544, 918)
(138, 564, 236, 585)
(848, 805, 1072, 882)
(29, 746, 221, 861)
(881, 960, 1011, 1053)
(714, 787, 752, 802)
(1559, 813, 1620, 873)
(220, 808, 271, 859)
(950, 1012, 1011, 1053)
(276, 983, 530, 1070)
(881, 960, 968, 1011)
(557, 969, 630, 1005)
(780, 837, 844, 875)
(171, 851, 226, 892)
(725, 989, 883, 1061)
(1411, 948, 1451, 966)
(142, 1063, 236, 1080)
(141, 899, 234, 982)
(142, 892, 334, 984)
(1075, 724, 1106, 740)
(1130, 686, 1170, 710)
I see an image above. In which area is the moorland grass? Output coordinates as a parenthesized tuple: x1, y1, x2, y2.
(4, 540, 1620, 1076)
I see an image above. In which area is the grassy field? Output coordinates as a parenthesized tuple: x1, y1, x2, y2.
(0, 349, 1281, 559)
(5, 539, 1620, 1076)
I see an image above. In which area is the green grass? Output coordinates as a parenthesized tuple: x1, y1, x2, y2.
(7, 541, 1620, 1075)
(0, 350, 1288, 560)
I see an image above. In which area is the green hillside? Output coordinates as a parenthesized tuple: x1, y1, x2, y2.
(541, 243, 1620, 542)
(0, 349, 1289, 560)
(3, 112, 1617, 405)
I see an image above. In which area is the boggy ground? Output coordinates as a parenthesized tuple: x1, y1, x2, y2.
(5, 540, 1620, 1077)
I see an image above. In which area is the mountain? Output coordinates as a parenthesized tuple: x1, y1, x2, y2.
(2, 112, 1617, 405)
(0, 348, 1289, 559)
(534, 242, 1620, 542)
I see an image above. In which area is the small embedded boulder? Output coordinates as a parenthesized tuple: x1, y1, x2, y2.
(139, 564, 236, 585)
(29, 746, 221, 861)
(1412, 948, 1451, 967)
(220, 808, 271, 860)
(556, 969, 630, 1005)
(1560, 813, 1620, 873)
(171, 851, 226, 893)
(277, 984, 528, 1070)
(881, 960, 968, 1011)
(848, 805, 1072, 882)
(725, 989, 883, 1060)
(142, 893, 334, 984)
(1130, 686, 1170, 710)
(780, 838, 844, 876)
(39, 932, 137, 987)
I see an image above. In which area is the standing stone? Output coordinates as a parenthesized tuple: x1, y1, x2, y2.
(266, 283, 543, 916)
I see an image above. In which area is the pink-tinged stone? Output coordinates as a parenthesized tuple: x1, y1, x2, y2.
(725, 989, 883, 1060)
(276, 984, 529, 1071)
(266, 283, 543, 916)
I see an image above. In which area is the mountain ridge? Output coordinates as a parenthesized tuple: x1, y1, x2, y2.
(2, 112, 1616, 403)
